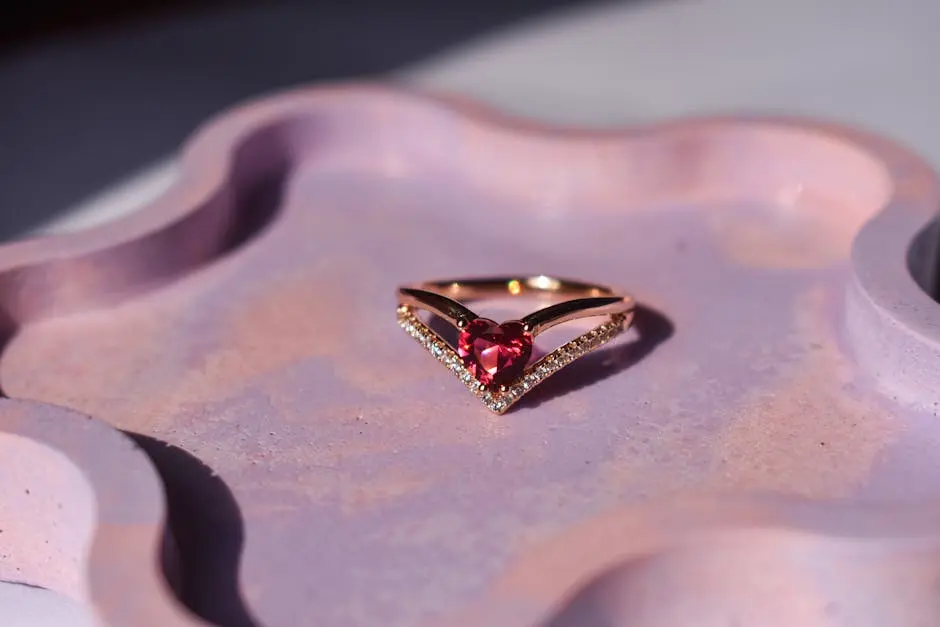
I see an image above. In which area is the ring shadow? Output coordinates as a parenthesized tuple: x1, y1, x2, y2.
(127, 432, 260, 627)
(428, 304, 674, 410)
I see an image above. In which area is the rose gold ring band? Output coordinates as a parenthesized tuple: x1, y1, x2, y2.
(396, 276, 636, 414)
(397, 275, 635, 335)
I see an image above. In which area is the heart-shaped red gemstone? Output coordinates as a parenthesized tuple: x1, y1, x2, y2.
(457, 318, 533, 388)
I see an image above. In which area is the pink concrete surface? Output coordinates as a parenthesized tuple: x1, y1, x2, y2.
(1, 84, 940, 627)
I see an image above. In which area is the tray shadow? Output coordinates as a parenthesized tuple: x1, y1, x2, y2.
(908, 215, 940, 302)
(128, 432, 259, 627)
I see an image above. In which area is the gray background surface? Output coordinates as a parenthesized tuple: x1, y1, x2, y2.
(0, 0, 587, 239)
(28, 0, 940, 236)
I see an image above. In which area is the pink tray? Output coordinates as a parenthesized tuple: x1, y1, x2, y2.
(2, 83, 940, 627)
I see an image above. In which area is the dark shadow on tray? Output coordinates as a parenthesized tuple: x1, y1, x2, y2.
(127, 432, 260, 627)
(538, 556, 654, 627)
(0, 308, 17, 398)
(0, 580, 48, 591)
(908, 215, 940, 302)
(516, 304, 673, 410)
(217, 167, 286, 259)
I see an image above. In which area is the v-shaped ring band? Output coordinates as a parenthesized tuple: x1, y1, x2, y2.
(396, 276, 636, 414)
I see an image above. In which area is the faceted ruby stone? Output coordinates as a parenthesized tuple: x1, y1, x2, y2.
(457, 318, 533, 388)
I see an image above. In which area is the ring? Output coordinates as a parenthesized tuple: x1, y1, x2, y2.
(397, 276, 636, 414)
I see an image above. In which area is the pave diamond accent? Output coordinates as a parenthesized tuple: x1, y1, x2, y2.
(398, 306, 627, 414)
